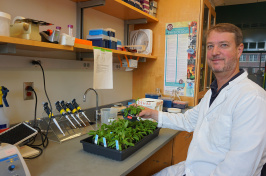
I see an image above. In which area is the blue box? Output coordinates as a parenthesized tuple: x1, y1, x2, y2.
(89, 29, 108, 36)
(161, 98, 173, 108)
(108, 37, 117, 49)
(87, 34, 109, 48)
(145, 93, 159, 99)
(106, 28, 116, 37)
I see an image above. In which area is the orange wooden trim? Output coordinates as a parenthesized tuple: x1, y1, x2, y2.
(125, 55, 130, 67)
(117, 55, 123, 67)
(137, 56, 140, 61)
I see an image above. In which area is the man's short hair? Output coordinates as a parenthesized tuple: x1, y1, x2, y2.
(207, 23, 243, 46)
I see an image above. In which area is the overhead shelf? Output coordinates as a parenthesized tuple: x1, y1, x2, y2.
(0, 36, 73, 51)
(72, 0, 158, 23)
(74, 43, 157, 59)
(0, 36, 157, 59)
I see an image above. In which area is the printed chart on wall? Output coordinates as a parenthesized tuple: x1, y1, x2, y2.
(164, 21, 197, 97)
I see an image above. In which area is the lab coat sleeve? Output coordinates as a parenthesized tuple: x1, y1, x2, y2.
(157, 102, 201, 132)
(211, 94, 266, 176)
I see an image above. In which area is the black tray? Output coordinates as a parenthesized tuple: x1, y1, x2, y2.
(80, 128, 160, 161)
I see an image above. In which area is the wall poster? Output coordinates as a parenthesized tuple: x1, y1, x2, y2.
(164, 21, 197, 97)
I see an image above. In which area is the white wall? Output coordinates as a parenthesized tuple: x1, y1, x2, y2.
(0, 0, 132, 124)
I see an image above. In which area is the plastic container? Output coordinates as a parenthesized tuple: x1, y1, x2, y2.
(160, 97, 173, 108)
(134, 0, 142, 10)
(168, 108, 181, 114)
(145, 93, 159, 99)
(0, 11, 11, 37)
(142, 3, 149, 13)
(87, 34, 109, 48)
(75, 38, 92, 46)
(172, 100, 189, 109)
(100, 108, 117, 125)
(89, 28, 108, 36)
(117, 39, 122, 50)
(68, 25, 73, 37)
(0, 108, 9, 133)
(128, 0, 135, 6)
(137, 98, 163, 111)
(80, 128, 160, 161)
(149, 0, 157, 8)
(105, 28, 116, 37)
(109, 37, 117, 49)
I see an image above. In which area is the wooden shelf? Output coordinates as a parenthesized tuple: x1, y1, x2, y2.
(0, 36, 156, 59)
(72, 0, 158, 23)
(0, 36, 73, 52)
(74, 43, 157, 59)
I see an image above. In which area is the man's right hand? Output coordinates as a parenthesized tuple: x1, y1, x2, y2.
(138, 107, 159, 121)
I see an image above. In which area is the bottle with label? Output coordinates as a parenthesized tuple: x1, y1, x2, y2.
(0, 86, 9, 133)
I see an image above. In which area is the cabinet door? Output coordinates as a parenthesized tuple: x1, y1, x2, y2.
(172, 131, 193, 164)
(196, 0, 216, 104)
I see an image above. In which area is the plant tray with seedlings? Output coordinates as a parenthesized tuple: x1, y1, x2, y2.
(80, 119, 160, 161)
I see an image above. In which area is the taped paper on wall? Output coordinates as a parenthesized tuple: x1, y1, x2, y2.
(93, 48, 113, 89)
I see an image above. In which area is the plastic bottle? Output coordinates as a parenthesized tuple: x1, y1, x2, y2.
(68, 25, 73, 37)
(54, 26, 61, 42)
(0, 86, 9, 133)
(155, 88, 162, 99)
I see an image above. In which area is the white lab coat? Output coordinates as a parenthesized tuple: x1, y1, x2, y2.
(156, 71, 266, 176)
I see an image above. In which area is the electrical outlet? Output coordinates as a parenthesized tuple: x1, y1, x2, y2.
(23, 82, 34, 100)
(82, 62, 93, 70)
(114, 63, 122, 70)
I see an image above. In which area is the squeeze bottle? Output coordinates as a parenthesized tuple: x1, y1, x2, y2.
(0, 86, 9, 133)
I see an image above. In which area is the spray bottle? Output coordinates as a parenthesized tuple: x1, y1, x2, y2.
(0, 86, 9, 133)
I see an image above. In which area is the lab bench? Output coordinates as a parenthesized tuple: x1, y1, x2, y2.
(25, 128, 179, 176)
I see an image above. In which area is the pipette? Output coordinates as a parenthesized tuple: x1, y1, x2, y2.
(71, 99, 90, 122)
(43, 102, 65, 136)
(55, 101, 76, 128)
(66, 102, 86, 126)
(60, 100, 82, 127)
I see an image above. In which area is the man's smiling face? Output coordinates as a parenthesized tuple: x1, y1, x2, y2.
(206, 31, 243, 74)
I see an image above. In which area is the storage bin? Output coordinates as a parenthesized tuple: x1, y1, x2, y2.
(105, 28, 116, 37)
(89, 28, 108, 36)
(0, 11, 11, 37)
(117, 39, 122, 50)
(128, 0, 135, 6)
(160, 97, 173, 108)
(172, 101, 189, 109)
(108, 37, 117, 49)
(145, 93, 159, 99)
(87, 34, 109, 48)
(142, 3, 149, 13)
(149, 0, 157, 8)
(134, 1, 143, 10)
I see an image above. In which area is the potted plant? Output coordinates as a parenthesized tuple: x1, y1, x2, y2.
(81, 119, 159, 161)
(122, 102, 145, 122)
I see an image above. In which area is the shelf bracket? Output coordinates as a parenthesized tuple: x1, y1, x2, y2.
(117, 55, 123, 67)
(0, 44, 16, 54)
(76, 52, 94, 61)
(124, 19, 147, 45)
(76, 0, 106, 39)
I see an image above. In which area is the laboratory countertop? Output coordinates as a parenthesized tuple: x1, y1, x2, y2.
(25, 128, 179, 176)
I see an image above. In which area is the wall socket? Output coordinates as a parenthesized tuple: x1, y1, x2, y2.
(23, 82, 34, 100)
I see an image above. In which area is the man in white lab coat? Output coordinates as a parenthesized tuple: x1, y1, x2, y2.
(139, 23, 266, 176)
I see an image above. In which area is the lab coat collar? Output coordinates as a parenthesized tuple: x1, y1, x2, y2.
(205, 70, 248, 118)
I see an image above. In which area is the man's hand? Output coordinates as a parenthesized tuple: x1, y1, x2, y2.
(138, 106, 159, 121)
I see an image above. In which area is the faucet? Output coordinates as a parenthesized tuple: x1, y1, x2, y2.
(83, 88, 99, 121)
